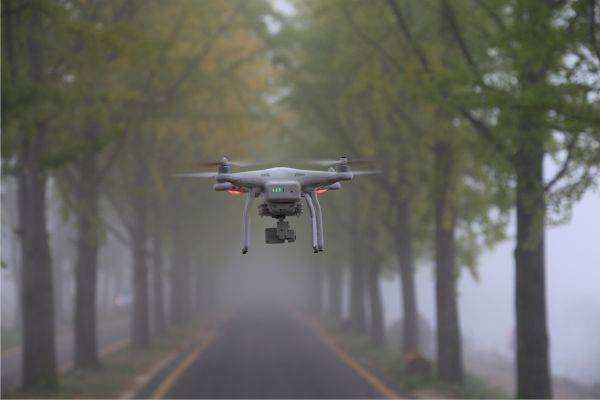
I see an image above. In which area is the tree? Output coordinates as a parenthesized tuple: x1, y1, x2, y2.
(1, 0, 75, 387)
(278, 0, 426, 351)
(68, 2, 143, 367)
(384, 0, 600, 395)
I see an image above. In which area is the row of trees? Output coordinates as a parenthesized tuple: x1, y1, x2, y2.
(2, 0, 276, 389)
(277, 0, 599, 398)
(2, 0, 598, 398)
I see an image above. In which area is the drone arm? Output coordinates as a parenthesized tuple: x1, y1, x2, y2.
(308, 191, 324, 251)
(304, 194, 319, 252)
(242, 190, 256, 254)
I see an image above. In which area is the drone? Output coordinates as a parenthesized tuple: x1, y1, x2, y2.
(174, 156, 378, 254)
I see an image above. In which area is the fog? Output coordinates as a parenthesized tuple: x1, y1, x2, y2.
(381, 190, 600, 386)
(2, 169, 599, 395)
(2, 1, 599, 398)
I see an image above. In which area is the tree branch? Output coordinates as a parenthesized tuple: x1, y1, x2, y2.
(161, 8, 240, 101)
(101, 216, 131, 246)
(587, 0, 600, 62)
(441, 0, 480, 75)
(342, 5, 404, 71)
(387, 0, 431, 72)
(544, 134, 579, 192)
(103, 189, 133, 233)
(474, 0, 507, 32)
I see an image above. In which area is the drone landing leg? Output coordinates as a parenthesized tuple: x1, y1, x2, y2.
(242, 190, 255, 254)
(309, 191, 324, 251)
(304, 194, 319, 253)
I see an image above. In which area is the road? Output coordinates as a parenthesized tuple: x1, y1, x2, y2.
(0, 313, 129, 390)
(137, 309, 400, 399)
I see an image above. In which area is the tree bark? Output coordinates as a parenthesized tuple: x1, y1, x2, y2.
(349, 248, 366, 331)
(395, 198, 419, 354)
(131, 200, 150, 347)
(349, 194, 366, 331)
(73, 145, 100, 368)
(367, 263, 385, 346)
(170, 222, 191, 325)
(130, 137, 150, 348)
(327, 264, 342, 320)
(434, 141, 463, 383)
(18, 133, 58, 388)
(151, 229, 166, 336)
(18, 8, 57, 388)
(514, 131, 551, 399)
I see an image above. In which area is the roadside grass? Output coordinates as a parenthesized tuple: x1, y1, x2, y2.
(321, 318, 508, 399)
(4, 319, 208, 399)
(1, 328, 21, 352)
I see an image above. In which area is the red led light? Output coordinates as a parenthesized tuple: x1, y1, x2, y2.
(227, 189, 243, 195)
(316, 187, 328, 194)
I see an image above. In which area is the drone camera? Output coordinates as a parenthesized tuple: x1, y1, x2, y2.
(265, 220, 296, 244)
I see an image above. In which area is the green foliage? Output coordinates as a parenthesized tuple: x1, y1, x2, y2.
(280, 0, 598, 273)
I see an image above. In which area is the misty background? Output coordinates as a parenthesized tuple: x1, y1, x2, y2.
(2, 0, 599, 398)
(3, 173, 599, 387)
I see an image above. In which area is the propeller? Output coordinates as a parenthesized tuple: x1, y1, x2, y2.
(200, 157, 258, 168)
(352, 170, 382, 176)
(173, 157, 259, 178)
(301, 157, 375, 167)
(171, 172, 218, 178)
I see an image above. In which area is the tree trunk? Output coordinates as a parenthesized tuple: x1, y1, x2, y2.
(19, 9, 57, 388)
(395, 198, 419, 354)
(514, 134, 551, 398)
(131, 201, 150, 347)
(151, 229, 166, 336)
(328, 264, 342, 320)
(349, 193, 366, 331)
(74, 147, 100, 368)
(434, 141, 463, 383)
(18, 137, 57, 388)
(367, 263, 385, 346)
(349, 251, 366, 331)
(170, 222, 191, 325)
(130, 137, 150, 348)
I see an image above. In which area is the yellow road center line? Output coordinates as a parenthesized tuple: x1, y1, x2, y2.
(150, 334, 216, 399)
(305, 317, 401, 399)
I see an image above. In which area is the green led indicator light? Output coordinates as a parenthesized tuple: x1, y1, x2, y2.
(272, 187, 283, 193)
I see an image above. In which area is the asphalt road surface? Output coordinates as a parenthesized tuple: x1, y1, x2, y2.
(137, 309, 399, 399)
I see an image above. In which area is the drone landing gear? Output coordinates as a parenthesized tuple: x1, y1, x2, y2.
(305, 191, 324, 252)
(265, 218, 296, 244)
(242, 190, 256, 254)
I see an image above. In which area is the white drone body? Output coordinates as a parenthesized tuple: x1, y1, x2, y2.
(175, 156, 376, 254)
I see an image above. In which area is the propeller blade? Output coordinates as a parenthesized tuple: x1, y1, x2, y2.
(171, 172, 218, 178)
(229, 160, 257, 167)
(352, 170, 382, 176)
(199, 159, 258, 168)
(301, 159, 339, 166)
(301, 158, 375, 167)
